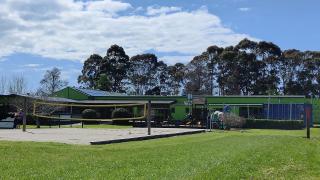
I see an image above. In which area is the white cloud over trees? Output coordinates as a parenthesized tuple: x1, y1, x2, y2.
(0, 0, 256, 64)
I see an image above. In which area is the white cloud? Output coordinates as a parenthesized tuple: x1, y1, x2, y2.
(60, 68, 81, 85)
(238, 7, 251, 12)
(146, 6, 182, 16)
(23, 63, 41, 68)
(159, 56, 194, 65)
(0, 0, 257, 63)
(85, 0, 132, 15)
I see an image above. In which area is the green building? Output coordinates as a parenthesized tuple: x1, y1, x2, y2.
(52, 87, 318, 125)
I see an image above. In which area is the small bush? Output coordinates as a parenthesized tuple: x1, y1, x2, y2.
(0, 105, 16, 120)
(223, 113, 246, 129)
(111, 108, 132, 119)
(111, 108, 133, 125)
(244, 119, 304, 129)
(82, 109, 98, 119)
(26, 114, 37, 124)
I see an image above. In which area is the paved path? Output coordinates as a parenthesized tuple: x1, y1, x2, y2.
(0, 128, 205, 145)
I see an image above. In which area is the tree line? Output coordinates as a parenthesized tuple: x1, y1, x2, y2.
(0, 75, 27, 95)
(1, 38, 319, 97)
(78, 45, 185, 95)
(0, 67, 68, 97)
(78, 39, 320, 97)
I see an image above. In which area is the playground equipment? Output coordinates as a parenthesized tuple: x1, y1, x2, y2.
(207, 111, 225, 130)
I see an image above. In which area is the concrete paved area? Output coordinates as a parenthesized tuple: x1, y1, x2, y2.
(0, 128, 205, 145)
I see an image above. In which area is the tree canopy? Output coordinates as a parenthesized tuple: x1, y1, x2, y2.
(78, 40, 320, 97)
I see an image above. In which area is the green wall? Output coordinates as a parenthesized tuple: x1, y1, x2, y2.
(172, 105, 188, 120)
(308, 98, 320, 124)
(52, 87, 320, 123)
(206, 96, 306, 104)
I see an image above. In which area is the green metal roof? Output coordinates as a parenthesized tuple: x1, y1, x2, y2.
(71, 87, 126, 97)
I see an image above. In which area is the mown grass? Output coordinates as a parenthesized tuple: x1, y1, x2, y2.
(0, 129, 319, 179)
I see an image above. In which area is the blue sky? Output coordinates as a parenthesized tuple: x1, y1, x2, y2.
(0, 0, 319, 92)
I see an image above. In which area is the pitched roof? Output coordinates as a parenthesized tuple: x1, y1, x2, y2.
(80, 100, 175, 104)
(72, 87, 125, 97)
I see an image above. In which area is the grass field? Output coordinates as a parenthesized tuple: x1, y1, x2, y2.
(0, 128, 319, 179)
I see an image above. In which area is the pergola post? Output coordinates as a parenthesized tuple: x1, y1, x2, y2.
(147, 100, 151, 135)
(22, 96, 27, 132)
(306, 105, 311, 139)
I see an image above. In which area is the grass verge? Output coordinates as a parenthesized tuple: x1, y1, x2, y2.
(0, 128, 319, 179)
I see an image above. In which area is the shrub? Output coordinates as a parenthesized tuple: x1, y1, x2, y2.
(112, 108, 133, 125)
(82, 109, 98, 119)
(111, 108, 132, 119)
(223, 113, 246, 129)
(244, 119, 304, 129)
(26, 114, 37, 124)
(0, 105, 16, 120)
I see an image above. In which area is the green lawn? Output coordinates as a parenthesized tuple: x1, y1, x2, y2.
(0, 129, 319, 179)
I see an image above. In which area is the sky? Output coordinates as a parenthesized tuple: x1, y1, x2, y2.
(0, 0, 319, 92)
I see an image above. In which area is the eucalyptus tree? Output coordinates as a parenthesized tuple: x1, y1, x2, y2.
(78, 54, 103, 89)
(185, 52, 211, 95)
(96, 73, 112, 91)
(237, 51, 257, 95)
(168, 63, 186, 95)
(297, 51, 318, 97)
(312, 51, 320, 96)
(255, 41, 282, 95)
(101, 45, 130, 93)
(217, 46, 242, 95)
(128, 54, 158, 95)
(207, 45, 224, 95)
(235, 38, 260, 95)
(156, 61, 170, 95)
(279, 49, 302, 94)
(235, 38, 258, 54)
